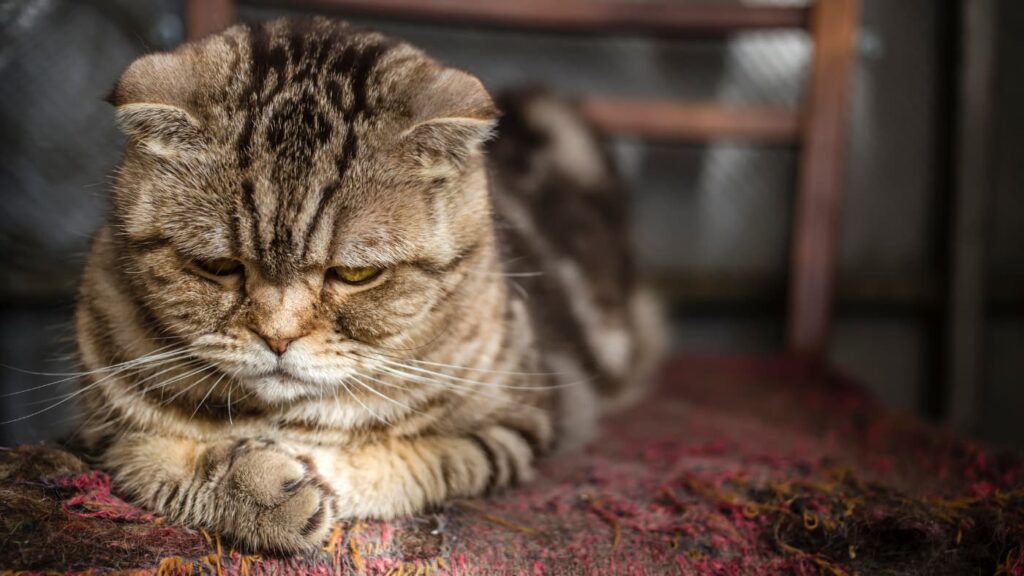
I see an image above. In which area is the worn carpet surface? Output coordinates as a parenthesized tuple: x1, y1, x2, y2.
(1, 355, 1022, 575)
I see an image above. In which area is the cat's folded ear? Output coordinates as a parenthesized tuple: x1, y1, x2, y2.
(108, 52, 206, 157)
(402, 67, 497, 174)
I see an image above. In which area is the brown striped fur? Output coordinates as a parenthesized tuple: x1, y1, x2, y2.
(74, 18, 662, 553)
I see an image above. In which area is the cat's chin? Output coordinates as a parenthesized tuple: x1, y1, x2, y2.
(244, 372, 327, 404)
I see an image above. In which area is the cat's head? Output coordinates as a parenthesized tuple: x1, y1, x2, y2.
(103, 18, 499, 403)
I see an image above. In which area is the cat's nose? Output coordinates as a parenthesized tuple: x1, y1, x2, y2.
(261, 336, 295, 355)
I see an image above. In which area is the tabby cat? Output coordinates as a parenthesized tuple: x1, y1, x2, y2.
(75, 17, 661, 552)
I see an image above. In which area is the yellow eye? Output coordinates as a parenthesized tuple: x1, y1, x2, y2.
(193, 257, 243, 277)
(328, 265, 383, 285)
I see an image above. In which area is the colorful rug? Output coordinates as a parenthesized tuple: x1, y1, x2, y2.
(1, 355, 1022, 575)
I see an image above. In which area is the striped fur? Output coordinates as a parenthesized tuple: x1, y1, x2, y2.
(74, 18, 661, 553)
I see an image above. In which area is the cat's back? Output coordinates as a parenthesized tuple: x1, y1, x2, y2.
(487, 89, 665, 415)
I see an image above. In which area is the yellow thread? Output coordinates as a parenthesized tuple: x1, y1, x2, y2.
(155, 556, 190, 576)
(773, 521, 805, 557)
(994, 546, 1023, 576)
(843, 497, 863, 517)
(803, 511, 820, 530)
(240, 555, 261, 576)
(214, 534, 223, 576)
(323, 523, 344, 562)
(709, 512, 744, 543)
(349, 524, 365, 573)
(775, 520, 847, 576)
(455, 501, 537, 535)
(813, 556, 848, 576)
(200, 555, 215, 574)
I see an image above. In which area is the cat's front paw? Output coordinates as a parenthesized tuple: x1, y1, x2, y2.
(210, 439, 337, 552)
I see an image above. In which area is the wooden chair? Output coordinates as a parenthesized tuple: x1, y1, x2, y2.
(185, 0, 860, 362)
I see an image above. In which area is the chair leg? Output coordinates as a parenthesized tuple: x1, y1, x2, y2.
(185, 0, 236, 42)
(787, 0, 860, 359)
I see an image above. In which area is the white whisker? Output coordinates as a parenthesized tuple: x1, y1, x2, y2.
(0, 364, 135, 425)
(371, 364, 544, 413)
(160, 366, 219, 407)
(509, 280, 530, 301)
(466, 271, 544, 278)
(337, 377, 388, 425)
(190, 370, 228, 421)
(350, 372, 424, 417)
(363, 354, 578, 391)
(3, 353, 194, 399)
(1, 342, 187, 378)
(391, 355, 558, 377)
(15, 352, 199, 409)
(226, 381, 235, 426)
(134, 358, 208, 396)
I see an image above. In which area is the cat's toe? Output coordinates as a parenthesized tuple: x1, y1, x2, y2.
(274, 477, 336, 544)
(218, 441, 336, 551)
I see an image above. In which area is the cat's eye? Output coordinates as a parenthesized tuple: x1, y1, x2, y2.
(193, 257, 243, 277)
(327, 265, 383, 285)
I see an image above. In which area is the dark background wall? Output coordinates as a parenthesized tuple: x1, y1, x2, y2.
(978, 0, 1024, 447)
(1, 0, 1020, 447)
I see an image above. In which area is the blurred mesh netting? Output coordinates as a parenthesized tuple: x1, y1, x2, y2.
(0, 0, 181, 443)
(0, 0, 180, 299)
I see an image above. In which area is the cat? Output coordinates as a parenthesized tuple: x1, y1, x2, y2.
(73, 17, 662, 552)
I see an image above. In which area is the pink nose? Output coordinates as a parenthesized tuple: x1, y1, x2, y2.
(262, 336, 295, 355)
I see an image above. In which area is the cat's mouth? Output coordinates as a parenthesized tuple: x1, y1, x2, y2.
(256, 362, 353, 390)
(240, 368, 332, 403)
(264, 367, 314, 385)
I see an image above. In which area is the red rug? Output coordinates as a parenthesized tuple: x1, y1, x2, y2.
(1, 355, 1022, 575)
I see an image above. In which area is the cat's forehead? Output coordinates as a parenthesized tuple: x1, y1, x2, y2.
(212, 21, 424, 185)
(232, 168, 433, 273)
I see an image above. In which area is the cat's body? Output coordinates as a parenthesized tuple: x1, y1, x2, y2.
(74, 18, 660, 552)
